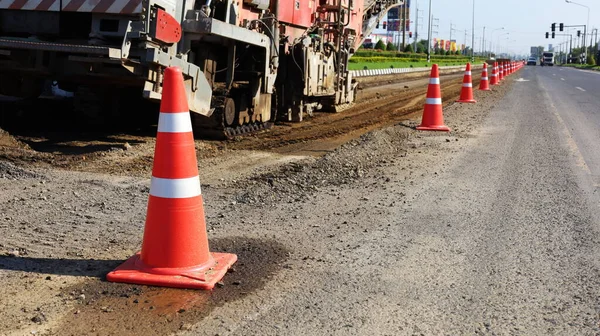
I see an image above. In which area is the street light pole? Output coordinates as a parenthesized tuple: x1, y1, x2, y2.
(427, 0, 432, 62)
(565, 0, 590, 62)
(490, 27, 504, 57)
(495, 32, 509, 56)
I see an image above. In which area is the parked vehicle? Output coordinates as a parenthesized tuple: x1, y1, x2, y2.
(527, 57, 537, 66)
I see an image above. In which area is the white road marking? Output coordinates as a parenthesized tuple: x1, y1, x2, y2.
(553, 74, 556, 76)
(576, 69, 600, 75)
(561, 78, 565, 81)
(576, 87, 586, 91)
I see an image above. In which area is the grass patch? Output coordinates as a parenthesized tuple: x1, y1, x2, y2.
(561, 64, 600, 71)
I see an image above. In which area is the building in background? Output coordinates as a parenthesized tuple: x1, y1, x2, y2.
(362, 2, 411, 49)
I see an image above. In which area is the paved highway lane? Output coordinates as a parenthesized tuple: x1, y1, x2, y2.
(189, 67, 600, 335)
(368, 66, 600, 334)
(534, 66, 600, 191)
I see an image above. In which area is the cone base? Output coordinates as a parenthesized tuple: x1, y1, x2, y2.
(416, 125, 450, 132)
(478, 88, 491, 91)
(456, 99, 477, 103)
(106, 252, 237, 290)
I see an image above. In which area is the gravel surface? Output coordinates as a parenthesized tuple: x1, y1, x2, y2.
(4, 69, 596, 336)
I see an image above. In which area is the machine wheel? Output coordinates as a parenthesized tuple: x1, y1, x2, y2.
(223, 97, 237, 126)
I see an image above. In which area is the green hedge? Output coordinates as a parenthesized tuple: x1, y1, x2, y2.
(355, 50, 473, 58)
(349, 56, 484, 64)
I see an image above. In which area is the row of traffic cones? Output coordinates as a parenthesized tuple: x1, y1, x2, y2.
(417, 61, 523, 132)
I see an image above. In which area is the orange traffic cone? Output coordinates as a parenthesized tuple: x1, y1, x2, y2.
(416, 64, 450, 132)
(106, 67, 237, 290)
(498, 62, 504, 83)
(490, 62, 499, 85)
(479, 63, 491, 91)
(456, 63, 476, 103)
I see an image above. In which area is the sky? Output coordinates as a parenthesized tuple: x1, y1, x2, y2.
(411, 0, 599, 56)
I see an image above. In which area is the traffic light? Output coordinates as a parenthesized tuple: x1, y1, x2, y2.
(382, 21, 387, 29)
(559, 23, 564, 31)
(551, 23, 556, 32)
(546, 32, 549, 38)
(552, 32, 555, 38)
(577, 30, 581, 37)
(409, 32, 412, 38)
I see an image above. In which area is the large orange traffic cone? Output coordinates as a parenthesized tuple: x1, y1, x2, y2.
(416, 64, 450, 132)
(456, 63, 476, 103)
(479, 63, 491, 91)
(106, 67, 237, 290)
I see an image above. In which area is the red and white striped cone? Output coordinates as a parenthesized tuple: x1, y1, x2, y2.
(490, 62, 499, 85)
(107, 66, 237, 290)
(479, 63, 491, 91)
(416, 64, 450, 132)
(456, 63, 476, 103)
(498, 62, 504, 81)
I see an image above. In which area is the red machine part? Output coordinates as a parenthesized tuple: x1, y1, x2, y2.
(278, 0, 315, 28)
(154, 8, 182, 44)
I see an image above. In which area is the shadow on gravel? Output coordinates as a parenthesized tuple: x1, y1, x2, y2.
(19, 136, 147, 155)
(0, 256, 120, 277)
(44, 237, 289, 336)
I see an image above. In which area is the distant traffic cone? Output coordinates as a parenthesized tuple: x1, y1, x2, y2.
(490, 62, 499, 85)
(479, 63, 491, 91)
(456, 63, 476, 103)
(498, 63, 504, 81)
(106, 67, 237, 290)
(416, 64, 450, 132)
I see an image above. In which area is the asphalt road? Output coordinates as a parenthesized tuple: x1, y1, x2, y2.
(187, 66, 600, 335)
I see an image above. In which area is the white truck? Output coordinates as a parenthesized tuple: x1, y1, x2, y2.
(541, 51, 554, 66)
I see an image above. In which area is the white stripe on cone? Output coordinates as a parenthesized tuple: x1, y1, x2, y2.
(426, 98, 442, 105)
(150, 176, 202, 198)
(482, 77, 488, 80)
(157, 112, 193, 133)
(465, 71, 472, 75)
(463, 83, 472, 87)
(429, 78, 440, 84)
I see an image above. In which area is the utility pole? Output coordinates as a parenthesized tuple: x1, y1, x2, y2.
(482, 26, 486, 56)
(427, 0, 432, 62)
(413, 1, 419, 52)
(402, 2, 407, 50)
(471, 0, 475, 61)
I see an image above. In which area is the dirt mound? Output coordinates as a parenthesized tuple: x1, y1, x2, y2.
(0, 128, 30, 150)
(0, 161, 44, 180)
(232, 127, 410, 205)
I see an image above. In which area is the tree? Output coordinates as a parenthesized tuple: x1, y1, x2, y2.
(386, 42, 396, 51)
(416, 39, 429, 53)
(374, 40, 386, 50)
(404, 44, 414, 53)
(445, 50, 451, 56)
(454, 50, 460, 55)
(587, 53, 596, 65)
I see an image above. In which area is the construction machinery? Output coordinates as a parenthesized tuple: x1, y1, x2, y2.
(0, 0, 403, 137)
